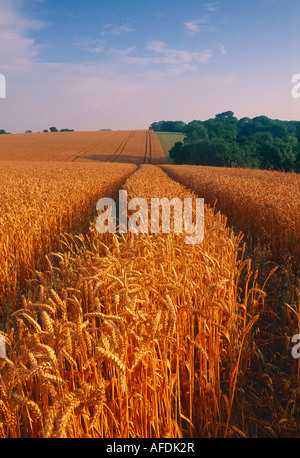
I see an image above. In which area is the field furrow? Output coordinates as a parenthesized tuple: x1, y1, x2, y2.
(106, 131, 136, 163)
(0, 161, 136, 316)
(104, 130, 164, 164)
(0, 131, 117, 162)
(161, 164, 300, 268)
(71, 130, 136, 163)
(158, 165, 300, 431)
(0, 164, 265, 438)
(70, 131, 120, 162)
(0, 129, 298, 439)
(0, 130, 165, 165)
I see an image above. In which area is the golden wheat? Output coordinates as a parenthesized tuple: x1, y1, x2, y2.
(160, 164, 300, 267)
(0, 164, 265, 438)
(0, 130, 165, 164)
(0, 161, 136, 317)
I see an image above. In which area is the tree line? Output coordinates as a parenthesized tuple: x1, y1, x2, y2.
(0, 127, 113, 134)
(149, 121, 186, 133)
(0, 127, 75, 134)
(150, 112, 300, 172)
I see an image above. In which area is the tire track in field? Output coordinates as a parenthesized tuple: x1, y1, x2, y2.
(143, 131, 148, 164)
(64, 132, 119, 162)
(105, 131, 136, 163)
(143, 130, 152, 164)
(148, 130, 152, 164)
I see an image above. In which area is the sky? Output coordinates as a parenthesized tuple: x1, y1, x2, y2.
(0, 0, 299, 133)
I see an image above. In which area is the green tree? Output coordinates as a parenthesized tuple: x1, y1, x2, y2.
(203, 119, 226, 140)
(183, 122, 209, 144)
(190, 139, 232, 166)
(294, 143, 300, 172)
(271, 122, 289, 138)
(156, 112, 300, 172)
(149, 120, 186, 132)
(254, 132, 296, 171)
(169, 142, 185, 163)
(215, 110, 238, 125)
(277, 136, 297, 171)
(160, 121, 185, 132)
(203, 119, 237, 143)
(149, 122, 161, 131)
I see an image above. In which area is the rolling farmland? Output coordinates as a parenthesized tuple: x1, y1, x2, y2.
(0, 164, 263, 438)
(0, 129, 165, 164)
(0, 130, 299, 439)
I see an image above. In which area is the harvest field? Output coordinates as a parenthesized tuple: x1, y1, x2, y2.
(161, 163, 300, 435)
(0, 161, 137, 314)
(0, 164, 263, 438)
(0, 129, 165, 165)
(160, 165, 300, 268)
(0, 131, 299, 439)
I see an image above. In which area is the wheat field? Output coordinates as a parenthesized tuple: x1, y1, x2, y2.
(0, 132, 299, 438)
(0, 130, 165, 164)
(0, 161, 136, 317)
(0, 164, 265, 438)
(161, 164, 300, 268)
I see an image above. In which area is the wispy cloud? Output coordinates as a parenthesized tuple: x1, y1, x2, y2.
(0, 0, 47, 71)
(97, 40, 214, 79)
(0, 0, 45, 31)
(204, 2, 220, 12)
(108, 46, 137, 58)
(146, 40, 212, 66)
(217, 42, 227, 55)
(73, 38, 105, 53)
(0, 0, 297, 133)
(101, 23, 134, 37)
(184, 16, 216, 36)
(184, 20, 203, 36)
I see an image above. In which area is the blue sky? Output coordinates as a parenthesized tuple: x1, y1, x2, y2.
(0, 0, 299, 133)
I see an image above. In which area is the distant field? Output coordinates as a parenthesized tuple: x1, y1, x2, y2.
(0, 129, 165, 164)
(155, 132, 184, 162)
(1, 127, 299, 438)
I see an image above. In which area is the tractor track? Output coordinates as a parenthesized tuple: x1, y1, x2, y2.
(64, 132, 119, 162)
(105, 131, 136, 163)
(143, 130, 152, 164)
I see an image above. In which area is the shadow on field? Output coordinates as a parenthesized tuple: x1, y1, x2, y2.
(74, 154, 165, 165)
